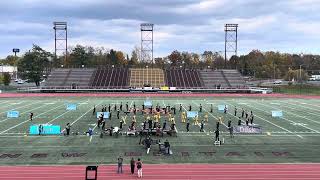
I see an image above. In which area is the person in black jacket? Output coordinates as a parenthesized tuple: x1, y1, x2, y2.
(130, 158, 135, 174)
(164, 139, 170, 155)
(92, 105, 96, 115)
(186, 120, 190, 132)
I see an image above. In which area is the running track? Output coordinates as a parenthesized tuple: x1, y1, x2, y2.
(1, 164, 320, 180)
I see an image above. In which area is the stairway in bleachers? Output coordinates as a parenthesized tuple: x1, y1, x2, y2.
(129, 68, 165, 88)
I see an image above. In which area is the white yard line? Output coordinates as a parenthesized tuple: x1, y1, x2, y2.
(0, 100, 10, 104)
(3, 132, 320, 139)
(250, 101, 320, 133)
(0, 100, 41, 115)
(179, 101, 208, 132)
(193, 100, 229, 129)
(0, 104, 65, 134)
(280, 100, 320, 115)
(61, 101, 104, 133)
(43, 100, 90, 126)
(0, 100, 25, 110)
(89, 101, 116, 143)
(276, 101, 320, 124)
(290, 99, 320, 110)
(162, 100, 166, 107)
(0, 101, 52, 123)
(222, 101, 304, 139)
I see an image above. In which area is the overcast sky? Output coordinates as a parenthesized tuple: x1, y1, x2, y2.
(0, 0, 320, 58)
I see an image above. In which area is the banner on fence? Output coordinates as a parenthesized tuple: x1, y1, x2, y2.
(161, 86, 169, 91)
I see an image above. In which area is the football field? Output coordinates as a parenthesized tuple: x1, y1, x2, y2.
(1, 95, 320, 165)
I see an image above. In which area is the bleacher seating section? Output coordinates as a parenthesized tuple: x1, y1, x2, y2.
(129, 68, 165, 88)
(221, 69, 246, 87)
(90, 67, 129, 88)
(45, 68, 246, 89)
(199, 69, 246, 88)
(45, 68, 95, 87)
(165, 69, 203, 88)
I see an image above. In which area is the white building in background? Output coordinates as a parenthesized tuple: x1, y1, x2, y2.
(0, 65, 18, 78)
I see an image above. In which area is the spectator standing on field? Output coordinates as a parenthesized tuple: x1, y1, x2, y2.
(250, 113, 254, 124)
(229, 126, 234, 139)
(92, 105, 96, 115)
(130, 158, 135, 174)
(224, 105, 228, 114)
(126, 102, 129, 111)
(137, 158, 143, 178)
(30, 112, 34, 121)
(65, 123, 71, 136)
(117, 109, 120, 119)
(117, 156, 123, 174)
(38, 124, 43, 135)
(200, 120, 204, 132)
(186, 120, 190, 132)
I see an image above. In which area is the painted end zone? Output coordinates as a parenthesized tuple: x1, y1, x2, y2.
(1, 164, 320, 180)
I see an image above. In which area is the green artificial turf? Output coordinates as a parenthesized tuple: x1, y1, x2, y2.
(0, 96, 320, 165)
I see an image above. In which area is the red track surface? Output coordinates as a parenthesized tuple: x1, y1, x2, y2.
(1, 93, 320, 99)
(1, 164, 320, 180)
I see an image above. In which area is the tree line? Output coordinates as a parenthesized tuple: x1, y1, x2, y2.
(0, 44, 319, 86)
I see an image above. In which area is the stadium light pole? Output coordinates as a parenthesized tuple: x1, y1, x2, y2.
(299, 64, 306, 83)
(273, 64, 276, 80)
(12, 48, 20, 79)
(146, 65, 149, 85)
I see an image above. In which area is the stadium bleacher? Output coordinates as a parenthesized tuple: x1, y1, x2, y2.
(165, 69, 203, 88)
(45, 68, 95, 88)
(199, 69, 246, 89)
(199, 69, 229, 88)
(90, 67, 129, 88)
(221, 69, 246, 88)
(129, 68, 165, 88)
(45, 67, 246, 90)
